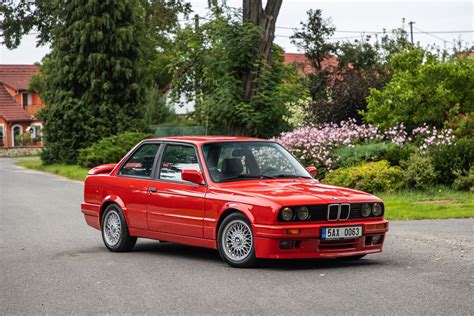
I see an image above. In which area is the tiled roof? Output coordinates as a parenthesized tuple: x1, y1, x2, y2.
(284, 53, 339, 74)
(0, 64, 39, 91)
(0, 84, 34, 122)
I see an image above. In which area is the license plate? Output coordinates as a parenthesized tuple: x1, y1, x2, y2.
(322, 226, 362, 240)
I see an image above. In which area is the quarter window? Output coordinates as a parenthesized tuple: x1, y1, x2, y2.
(119, 143, 160, 178)
(159, 144, 201, 182)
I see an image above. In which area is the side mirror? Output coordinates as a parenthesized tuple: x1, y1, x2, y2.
(306, 166, 317, 177)
(181, 170, 205, 185)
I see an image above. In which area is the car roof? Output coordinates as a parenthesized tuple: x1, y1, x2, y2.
(145, 136, 271, 145)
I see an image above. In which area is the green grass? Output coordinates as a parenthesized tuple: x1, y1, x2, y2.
(15, 159, 89, 181)
(380, 188, 474, 220)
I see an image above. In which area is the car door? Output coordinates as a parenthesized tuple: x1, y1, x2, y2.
(146, 142, 206, 238)
(109, 142, 161, 230)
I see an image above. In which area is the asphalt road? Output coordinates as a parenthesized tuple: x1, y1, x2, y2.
(1, 158, 473, 315)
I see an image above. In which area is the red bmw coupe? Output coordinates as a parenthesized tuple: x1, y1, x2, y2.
(81, 137, 388, 267)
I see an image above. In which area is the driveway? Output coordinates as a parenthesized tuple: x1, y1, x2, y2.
(1, 158, 473, 314)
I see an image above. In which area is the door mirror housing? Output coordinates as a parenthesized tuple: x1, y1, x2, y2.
(181, 170, 205, 185)
(306, 166, 317, 177)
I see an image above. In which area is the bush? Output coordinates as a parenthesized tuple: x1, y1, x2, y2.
(364, 50, 474, 130)
(333, 142, 415, 168)
(452, 167, 474, 191)
(78, 132, 151, 168)
(324, 160, 404, 193)
(401, 153, 436, 190)
(445, 111, 474, 139)
(428, 138, 474, 186)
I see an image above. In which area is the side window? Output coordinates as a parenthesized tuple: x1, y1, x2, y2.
(159, 144, 201, 182)
(119, 143, 160, 178)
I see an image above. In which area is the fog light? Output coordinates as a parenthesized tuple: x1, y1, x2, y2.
(281, 207, 294, 221)
(372, 234, 382, 244)
(361, 203, 371, 217)
(279, 240, 294, 249)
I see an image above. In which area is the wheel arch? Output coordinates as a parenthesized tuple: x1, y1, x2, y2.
(215, 205, 254, 240)
(99, 195, 127, 228)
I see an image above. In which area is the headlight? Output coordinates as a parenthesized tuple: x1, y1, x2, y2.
(296, 206, 310, 220)
(281, 207, 294, 221)
(361, 203, 371, 217)
(372, 203, 383, 216)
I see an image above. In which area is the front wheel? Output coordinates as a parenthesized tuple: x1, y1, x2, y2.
(101, 204, 137, 252)
(217, 213, 256, 268)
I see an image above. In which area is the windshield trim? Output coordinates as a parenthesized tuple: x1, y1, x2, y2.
(201, 141, 312, 184)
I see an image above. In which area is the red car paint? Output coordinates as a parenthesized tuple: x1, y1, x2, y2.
(81, 136, 388, 260)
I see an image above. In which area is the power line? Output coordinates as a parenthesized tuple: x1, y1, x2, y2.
(413, 26, 450, 43)
(276, 26, 474, 34)
(275, 34, 378, 40)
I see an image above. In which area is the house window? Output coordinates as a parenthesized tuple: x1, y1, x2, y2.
(22, 92, 28, 108)
(0, 124, 4, 146)
(31, 124, 42, 142)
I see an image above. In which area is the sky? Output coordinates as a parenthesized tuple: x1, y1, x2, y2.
(0, 0, 472, 64)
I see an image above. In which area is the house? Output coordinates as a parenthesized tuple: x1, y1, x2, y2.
(0, 65, 44, 148)
(283, 53, 338, 75)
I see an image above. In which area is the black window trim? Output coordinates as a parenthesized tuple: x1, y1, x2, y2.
(116, 141, 162, 180)
(153, 141, 207, 186)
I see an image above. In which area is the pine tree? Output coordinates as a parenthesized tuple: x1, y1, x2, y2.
(34, 0, 152, 163)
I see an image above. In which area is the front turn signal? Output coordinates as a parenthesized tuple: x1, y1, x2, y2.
(366, 223, 386, 231)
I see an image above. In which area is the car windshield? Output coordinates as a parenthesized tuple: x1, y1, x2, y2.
(202, 142, 312, 183)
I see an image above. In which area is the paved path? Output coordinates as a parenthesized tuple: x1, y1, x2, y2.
(1, 158, 473, 314)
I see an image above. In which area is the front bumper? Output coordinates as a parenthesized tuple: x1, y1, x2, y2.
(253, 219, 388, 259)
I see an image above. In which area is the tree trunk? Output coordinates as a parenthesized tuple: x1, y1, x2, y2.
(242, 0, 282, 102)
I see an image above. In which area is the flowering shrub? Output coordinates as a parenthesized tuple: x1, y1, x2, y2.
(274, 119, 454, 176)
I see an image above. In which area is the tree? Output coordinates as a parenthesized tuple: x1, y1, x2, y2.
(363, 49, 474, 130)
(240, 0, 283, 103)
(32, 0, 153, 163)
(170, 9, 305, 137)
(291, 9, 336, 70)
(291, 9, 410, 125)
(0, 0, 58, 48)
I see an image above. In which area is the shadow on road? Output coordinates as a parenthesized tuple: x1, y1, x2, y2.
(133, 241, 222, 263)
(132, 241, 386, 270)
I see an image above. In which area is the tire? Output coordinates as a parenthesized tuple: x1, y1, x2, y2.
(101, 204, 137, 252)
(217, 213, 256, 268)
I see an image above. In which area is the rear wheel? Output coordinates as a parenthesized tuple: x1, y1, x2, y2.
(217, 213, 256, 268)
(101, 204, 137, 252)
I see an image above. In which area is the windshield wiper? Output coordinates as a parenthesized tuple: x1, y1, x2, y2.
(220, 174, 275, 182)
(272, 174, 312, 179)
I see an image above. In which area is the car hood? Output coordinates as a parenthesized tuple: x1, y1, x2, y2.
(215, 179, 381, 206)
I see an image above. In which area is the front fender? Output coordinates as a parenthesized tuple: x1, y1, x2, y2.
(220, 202, 256, 223)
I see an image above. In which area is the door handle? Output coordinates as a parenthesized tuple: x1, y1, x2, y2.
(149, 187, 157, 193)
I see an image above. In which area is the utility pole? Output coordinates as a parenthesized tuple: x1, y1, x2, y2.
(408, 21, 415, 44)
